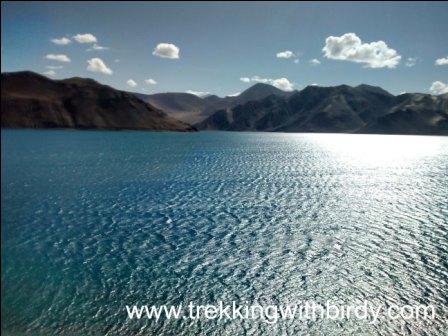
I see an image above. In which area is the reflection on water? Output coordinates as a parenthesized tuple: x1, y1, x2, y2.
(2, 130, 448, 335)
(312, 133, 444, 167)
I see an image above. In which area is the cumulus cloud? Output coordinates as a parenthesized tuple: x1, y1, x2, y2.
(322, 33, 401, 68)
(86, 58, 113, 75)
(51, 37, 71, 45)
(186, 90, 210, 97)
(127, 79, 137, 88)
(309, 58, 321, 65)
(429, 81, 448, 95)
(45, 54, 71, 62)
(435, 57, 448, 66)
(145, 78, 157, 85)
(73, 33, 97, 44)
(87, 44, 109, 51)
(240, 76, 295, 91)
(271, 78, 294, 91)
(46, 65, 63, 70)
(226, 92, 241, 97)
(43, 70, 56, 77)
(405, 57, 417, 67)
(153, 43, 180, 59)
(276, 50, 296, 59)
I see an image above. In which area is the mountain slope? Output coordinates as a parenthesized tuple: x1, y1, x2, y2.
(134, 92, 213, 125)
(197, 85, 393, 132)
(231, 83, 294, 104)
(1, 71, 196, 131)
(196, 85, 448, 135)
(360, 93, 448, 135)
(137, 83, 296, 124)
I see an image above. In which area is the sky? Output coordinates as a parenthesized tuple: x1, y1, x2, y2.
(1, 1, 448, 96)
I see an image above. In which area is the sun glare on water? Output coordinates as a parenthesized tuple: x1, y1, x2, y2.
(307, 133, 446, 167)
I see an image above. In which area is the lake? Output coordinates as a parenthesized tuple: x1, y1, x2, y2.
(2, 130, 447, 335)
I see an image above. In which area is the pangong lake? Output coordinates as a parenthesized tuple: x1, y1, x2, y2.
(2, 130, 448, 335)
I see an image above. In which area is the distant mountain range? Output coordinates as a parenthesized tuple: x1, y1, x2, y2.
(140, 83, 447, 135)
(2, 71, 447, 135)
(135, 83, 292, 125)
(1, 71, 195, 131)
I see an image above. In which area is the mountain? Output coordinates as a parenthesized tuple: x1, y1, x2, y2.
(230, 82, 294, 104)
(136, 83, 296, 124)
(3, 72, 446, 135)
(135, 92, 218, 125)
(1, 71, 195, 131)
(360, 93, 448, 135)
(196, 85, 448, 135)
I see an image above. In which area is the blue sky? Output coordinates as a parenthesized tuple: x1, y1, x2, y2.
(1, 1, 447, 96)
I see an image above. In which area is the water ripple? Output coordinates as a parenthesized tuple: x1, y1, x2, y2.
(2, 130, 448, 335)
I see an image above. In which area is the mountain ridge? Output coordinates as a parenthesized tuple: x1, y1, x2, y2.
(1, 71, 196, 131)
(196, 84, 448, 135)
(136, 82, 295, 124)
(2, 71, 447, 135)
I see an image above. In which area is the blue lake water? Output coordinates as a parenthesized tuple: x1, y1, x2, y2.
(1, 130, 448, 335)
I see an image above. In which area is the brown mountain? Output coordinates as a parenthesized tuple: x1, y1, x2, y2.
(1, 71, 196, 131)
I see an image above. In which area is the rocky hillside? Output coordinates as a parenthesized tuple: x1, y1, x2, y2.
(137, 83, 295, 124)
(195, 85, 448, 135)
(1, 71, 196, 131)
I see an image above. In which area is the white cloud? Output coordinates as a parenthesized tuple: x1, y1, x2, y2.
(186, 90, 210, 97)
(46, 65, 63, 70)
(43, 70, 56, 77)
(51, 37, 71, 45)
(249, 76, 269, 84)
(271, 78, 294, 91)
(293, 59, 300, 64)
(322, 33, 401, 68)
(435, 57, 448, 66)
(86, 58, 113, 75)
(309, 58, 321, 65)
(87, 44, 109, 51)
(240, 76, 295, 91)
(73, 33, 97, 44)
(276, 50, 296, 59)
(310, 83, 319, 86)
(127, 79, 137, 88)
(45, 54, 71, 62)
(405, 57, 417, 67)
(153, 43, 180, 59)
(226, 92, 241, 97)
(145, 78, 157, 85)
(429, 81, 448, 95)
